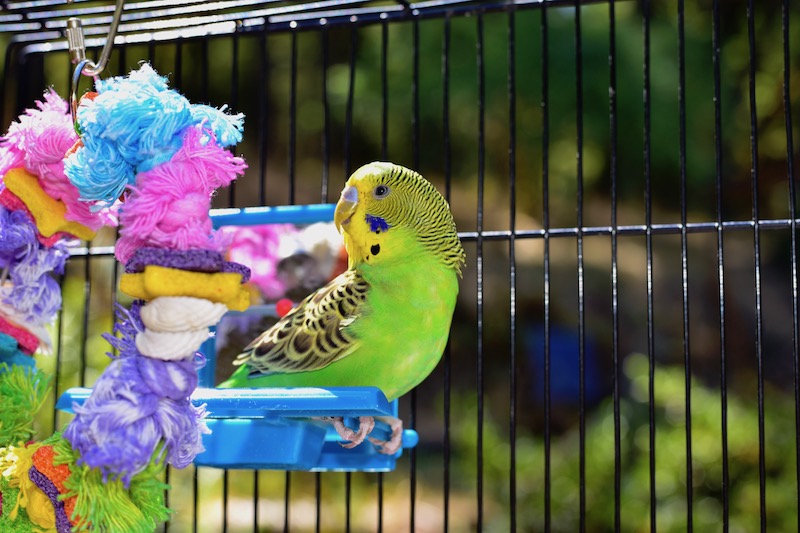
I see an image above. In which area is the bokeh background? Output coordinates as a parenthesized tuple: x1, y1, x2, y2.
(1, 0, 799, 530)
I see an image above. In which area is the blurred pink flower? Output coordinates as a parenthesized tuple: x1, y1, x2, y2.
(226, 224, 298, 301)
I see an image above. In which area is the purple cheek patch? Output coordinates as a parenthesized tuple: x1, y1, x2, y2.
(365, 214, 390, 233)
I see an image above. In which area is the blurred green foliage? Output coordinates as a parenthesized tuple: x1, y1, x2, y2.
(451, 354, 799, 531)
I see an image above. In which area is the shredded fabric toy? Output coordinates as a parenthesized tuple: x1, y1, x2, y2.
(0, 90, 115, 231)
(0, 91, 111, 363)
(62, 63, 247, 528)
(63, 303, 207, 484)
(0, 90, 116, 533)
(0, 64, 248, 533)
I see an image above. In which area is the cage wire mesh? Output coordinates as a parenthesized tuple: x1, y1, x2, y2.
(1, 0, 799, 531)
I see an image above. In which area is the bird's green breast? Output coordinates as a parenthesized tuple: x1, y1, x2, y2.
(345, 255, 459, 399)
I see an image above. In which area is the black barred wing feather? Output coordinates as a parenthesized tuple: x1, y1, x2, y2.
(234, 270, 369, 374)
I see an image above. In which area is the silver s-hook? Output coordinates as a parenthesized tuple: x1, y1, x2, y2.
(66, 0, 125, 128)
(70, 58, 92, 128)
(65, 0, 125, 77)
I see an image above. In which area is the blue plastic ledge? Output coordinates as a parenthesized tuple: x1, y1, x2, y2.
(210, 204, 336, 229)
(57, 386, 418, 471)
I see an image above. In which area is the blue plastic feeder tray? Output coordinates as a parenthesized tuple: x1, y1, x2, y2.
(56, 386, 418, 471)
(55, 204, 419, 472)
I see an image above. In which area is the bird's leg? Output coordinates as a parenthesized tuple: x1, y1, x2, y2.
(317, 416, 375, 449)
(368, 416, 403, 455)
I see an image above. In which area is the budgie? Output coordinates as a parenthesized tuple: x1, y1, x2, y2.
(219, 161, 465, 453)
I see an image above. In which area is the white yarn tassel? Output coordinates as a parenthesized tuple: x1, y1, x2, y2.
(135, 328, 210, 361)
(140, 296, 228, 332)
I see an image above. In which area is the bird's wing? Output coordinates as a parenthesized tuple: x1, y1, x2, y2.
(234, 269, 369, 374)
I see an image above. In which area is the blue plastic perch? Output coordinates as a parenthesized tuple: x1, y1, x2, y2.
(57, 386, 418, 471)
(209, 203, 336, 229)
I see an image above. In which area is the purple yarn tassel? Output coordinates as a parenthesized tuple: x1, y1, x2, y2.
(63, 304, 208, 486)
(0, 205, 69, 325)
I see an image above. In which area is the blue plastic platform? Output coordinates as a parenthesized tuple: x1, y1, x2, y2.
(56, 202, 419, 472)
(57, 386, 418, 471)
(209, 203, 336, 229)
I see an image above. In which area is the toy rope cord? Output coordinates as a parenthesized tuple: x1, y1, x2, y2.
(0, 23, 249, 530)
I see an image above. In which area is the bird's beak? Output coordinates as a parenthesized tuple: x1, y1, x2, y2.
(334, 185, 358, 232)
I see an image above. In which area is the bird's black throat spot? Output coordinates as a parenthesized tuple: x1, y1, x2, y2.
(370, 244, 381, 256)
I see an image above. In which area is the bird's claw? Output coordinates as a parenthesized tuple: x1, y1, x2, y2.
(328, 416, 375, 448)
(368, 416, 403, 455)
(317, 415, 403, 454)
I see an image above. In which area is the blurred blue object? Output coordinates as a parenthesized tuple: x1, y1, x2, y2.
(0, 332, 36, 371)
(0, 350, 36, 371)
(528, 324, 605, 406)
(57, 386, 417, 471)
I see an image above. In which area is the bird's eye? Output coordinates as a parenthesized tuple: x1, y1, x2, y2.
(373, 185, 390, 199)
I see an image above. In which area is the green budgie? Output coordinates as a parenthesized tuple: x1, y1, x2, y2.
(219, 161, 465, 453)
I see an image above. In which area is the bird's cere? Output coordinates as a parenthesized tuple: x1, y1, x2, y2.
(341, 185, 358, 204)
(335, 185, 359, 230)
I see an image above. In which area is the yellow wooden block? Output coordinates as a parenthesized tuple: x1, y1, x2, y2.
(225, 288, 251, 312)
(120, 266, 251, 311)
(119, 273, 147, 299)
(2, 167, 96, 240)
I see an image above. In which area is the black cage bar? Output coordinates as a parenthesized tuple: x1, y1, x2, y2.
(1, 0, 799, 531)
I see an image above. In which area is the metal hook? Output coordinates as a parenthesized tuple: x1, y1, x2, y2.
(66, 0, 125, 77)
(71, 58, 92, 129)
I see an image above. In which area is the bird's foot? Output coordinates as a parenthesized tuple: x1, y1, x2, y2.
(369, 416, 403, 455)
(319, 416, 375, 449)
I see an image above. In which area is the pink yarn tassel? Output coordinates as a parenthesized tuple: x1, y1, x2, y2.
(116, 126, 247, 264)
(0, 90, 116, 230)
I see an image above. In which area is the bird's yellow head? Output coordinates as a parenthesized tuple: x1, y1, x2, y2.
(334, 161, 465, 274)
